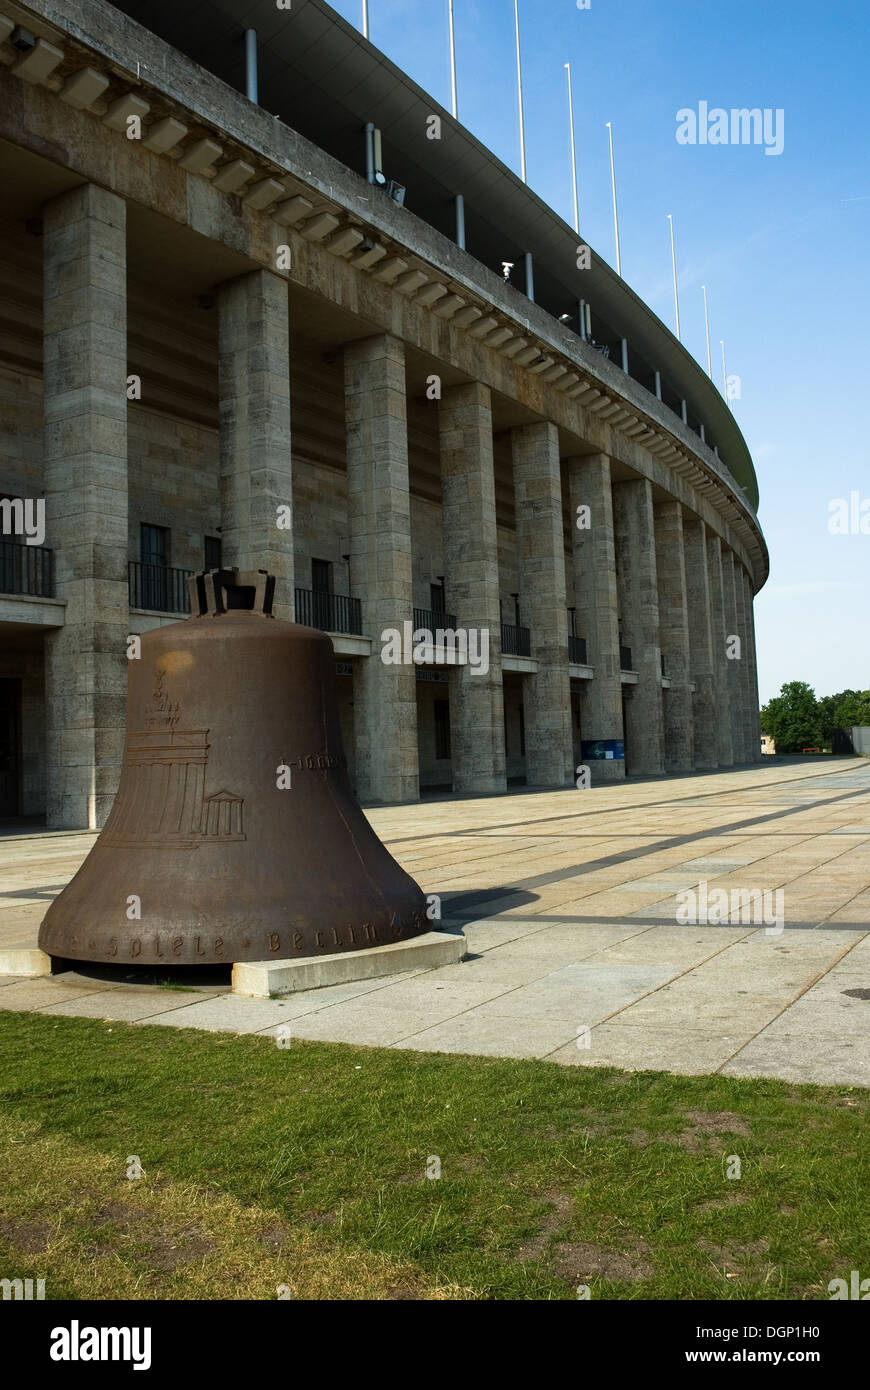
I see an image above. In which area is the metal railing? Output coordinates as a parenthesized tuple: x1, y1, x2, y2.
(619, 644, 633, 670)
(413, 606, 457, 632)
(502, 622, 531, 657)
(0, 540, 54, 598)
(128, 561, 192, 614)
(568, 634, 588, 664)
(295, 588, 363, 634)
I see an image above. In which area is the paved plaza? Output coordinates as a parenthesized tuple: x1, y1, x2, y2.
(1, 758, 869, 1086)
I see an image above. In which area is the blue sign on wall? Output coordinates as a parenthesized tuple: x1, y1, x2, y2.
(582, 739, 625, 761)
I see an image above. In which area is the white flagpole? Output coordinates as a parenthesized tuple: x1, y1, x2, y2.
(362, 0, 369, 39)
(606, 121, 621, 276)
(565, 63, 579, 233)
(448, 0, 458, 119)
(701, 284, 712, 377)
(514, 0, 526, 182)
(668, 213, 681, 341)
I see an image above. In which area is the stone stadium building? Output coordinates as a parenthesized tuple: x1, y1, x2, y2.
(0, 0, 767, 828)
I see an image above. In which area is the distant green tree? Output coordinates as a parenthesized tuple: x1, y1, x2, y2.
(760, 682, 823, 753)
(818, 690, 870, 741)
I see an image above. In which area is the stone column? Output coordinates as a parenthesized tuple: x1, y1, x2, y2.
(683, 515, 718, 769)
(612, 478, 665, 775)
(511, 421, 573, 787)
(217, 270, 293, 619)
(739, 564, 756, 761)
(706, 534, 733, 767)
(439, 382, 506, 794)
(723, 550, 746, 763)
(344, 334, 418, 803)
(736, 562, 758, 761)
(654, 499, 694, 772)
(567, 453, 624, 781)
(43, 184, 129, 829)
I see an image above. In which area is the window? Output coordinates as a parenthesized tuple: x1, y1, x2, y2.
(140, 524, 168, 610)
(434, 700, 451, 761)
(204, 535, 222, 570)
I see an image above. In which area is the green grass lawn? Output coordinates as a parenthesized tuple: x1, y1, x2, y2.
(0, 1009, 866, 1300)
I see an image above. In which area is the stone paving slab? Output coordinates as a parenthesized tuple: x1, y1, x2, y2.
(547, 1025, 756, 1075)
(721, 1035, 868, 1087)
(393, 1010, 581, 1059)
(40, 989, 211, 1022)
(1, 759, 869, 1085)
(0, 978, 121, 1010)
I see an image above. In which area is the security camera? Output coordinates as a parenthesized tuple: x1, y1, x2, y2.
(11, 26, 37, 52)
(501, 261, 514, 279)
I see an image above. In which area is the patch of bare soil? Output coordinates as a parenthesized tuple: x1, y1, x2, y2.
(695, 1193, 749, 1212)
(684, 1110, 752, 1136)
(515, 1189, 654, 1283)
(146, 1225, 215, 1272)
(628, 1111, 752, 1152)
(697, 1237, 774, 1280)
(549, 1241, 653, 1282)
(515, 1188, 574, 1260)
(94, 1202, 148, 1225)
(0, 1218, 52, 1253)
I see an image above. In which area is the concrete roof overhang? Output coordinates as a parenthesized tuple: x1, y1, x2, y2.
(106, 0, 761, 513)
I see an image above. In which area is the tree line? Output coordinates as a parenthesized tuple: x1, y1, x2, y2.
(760, 683, 870, 754)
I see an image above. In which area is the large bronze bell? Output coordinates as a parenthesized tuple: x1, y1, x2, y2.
(39, 569, 429, 966)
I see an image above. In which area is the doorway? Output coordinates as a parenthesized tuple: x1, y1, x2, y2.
(0, 678, 21, 816)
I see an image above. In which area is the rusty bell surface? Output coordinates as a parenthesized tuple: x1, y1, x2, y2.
(39, 569, 429, 966)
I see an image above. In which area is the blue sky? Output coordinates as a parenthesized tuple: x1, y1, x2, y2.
(329, 0, 868, 704)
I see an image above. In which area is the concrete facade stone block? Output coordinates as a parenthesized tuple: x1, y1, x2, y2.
(439, 382, 506, 794)
(568, 453, 625, 782)
(42, 183, 129, 829)
(613, 477, 665, 775)
(511, 421, 572, 787)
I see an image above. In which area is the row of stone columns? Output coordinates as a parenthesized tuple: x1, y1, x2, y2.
(343, 338, 763, 802)
(39, 183, 762, 824)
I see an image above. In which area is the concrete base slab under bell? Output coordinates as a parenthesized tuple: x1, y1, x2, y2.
(0, 942, 53, 977)
(232, 929, 468, 997)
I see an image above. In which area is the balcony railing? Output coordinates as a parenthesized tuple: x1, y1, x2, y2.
(0, 540, 54, 598)
(502, 622, 531, 657)
(619, 644, 633, 670)
(296, 588, 363, 635)
(568, 634, 588, 664)
(128, 561, 192, 614)
(413, 606, 457, 632)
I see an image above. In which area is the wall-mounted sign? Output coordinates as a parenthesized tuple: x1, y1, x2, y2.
(582, 739, 625, 761)
(335, 661, 353, 677)
(416, 668, 450, 683)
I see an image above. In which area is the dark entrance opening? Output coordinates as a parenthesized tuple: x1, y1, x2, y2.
(0, 677, 21, 817)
